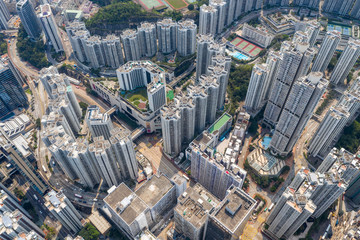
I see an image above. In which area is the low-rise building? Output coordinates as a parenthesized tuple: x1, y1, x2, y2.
(104, 174, 177, 238)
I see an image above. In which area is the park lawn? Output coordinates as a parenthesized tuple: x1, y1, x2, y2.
(125, 88, 148, 102)
(166, 0, 187, 9)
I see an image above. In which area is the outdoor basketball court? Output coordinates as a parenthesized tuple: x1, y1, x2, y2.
(230, 37, 263, 57)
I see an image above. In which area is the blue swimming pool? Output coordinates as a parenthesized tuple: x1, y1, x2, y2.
(230, 51, 250, 61)
(262, 136, 272, 150)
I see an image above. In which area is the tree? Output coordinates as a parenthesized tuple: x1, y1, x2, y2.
(188, 4, 194, 10)
(14, 187, 25, 200)
(16, 23, 50, 69)
(35, 118, 41, 129)
(163, 10, 183, 21)
(79, 223, 100, 240)
(79, 102, 89, 119)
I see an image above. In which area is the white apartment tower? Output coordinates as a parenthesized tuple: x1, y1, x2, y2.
(308, 106, 350, 159)
(101, 34, 124, 68)
(161, 105, 182, 156)
(200, 74, 220, 124)
(121, 29, 141, 61)
(157, 18, 177, 54)
(138, 22, 157, 57)
(209, 0, 226, 34)
(89, 137, 121, 187)
(268, 195, 316, 239)
(85, 35, 105, 68)
(176, 95, 196, 144)
(188, 85, 208, 134)
(330, 38, 360, 85)
(207, 63, 229, 110)
(269, 72, 328, 156)
(0, 0, 9, 30)
(109, 127, 138, 180)
(196, 34, 214, 81)
(69, 29, 90, 63)
(67, 138, 101, 188)
(177, 19, 197, 56)
(44, 190, 83, 233)
(336, 79, 360, 124)
(39, 4, 64, 52)
(264, 51, 282, 100)
(244, 63, 270, 115)
(86, 105, 114, 140)
(305, 21, 321, 47)
(264, 40, 315, 126)
(147, 81, 166, 112)
(312, 30, 341, 72)
(199, 5, 217, 35)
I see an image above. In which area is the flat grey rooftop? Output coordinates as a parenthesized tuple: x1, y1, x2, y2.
(212, 189, 255, 232)
(135, 175, 173, 207)
(175, 183, 220, 229)
(104, 183, 148, 225)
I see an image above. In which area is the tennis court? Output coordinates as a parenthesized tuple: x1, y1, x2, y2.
(138, 0, 165, 10)
(327, 23, 352, 36)
(230, 37, 263, 57)
(231, 38, 241, 45)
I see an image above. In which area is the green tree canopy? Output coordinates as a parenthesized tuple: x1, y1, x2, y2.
(16, 23, 50, 69)
(79, 223, 100, 240)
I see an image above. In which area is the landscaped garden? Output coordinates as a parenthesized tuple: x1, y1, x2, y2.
(121, 87, 149, 112)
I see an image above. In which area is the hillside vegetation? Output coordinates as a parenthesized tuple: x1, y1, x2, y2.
(85, 1, 160, 30)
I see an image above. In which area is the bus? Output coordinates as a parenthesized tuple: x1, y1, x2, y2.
(42, 165, 47, 173)
(183, 175, 190, 181)
(74, 194, 83, 199)
(268, 203, 275, 212)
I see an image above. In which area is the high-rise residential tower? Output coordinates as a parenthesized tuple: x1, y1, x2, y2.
(312, 30, 341, 72)
(330, 38, 360, 85)
(199, 5, 217, 35)
(157, 18, 177, 54)
(16, 0, 42, 39)
(86, 105, 114, 140)
(264, 40, 315, 126)
(84, 35, 105, 69)
(89, 136, 121, 187)
(244, 63, 270, 115)
(101, 34, 124, 68)
(39, 4, 64, 52)
(109, 127, 138, 181)
(137, 22, 157, 57)
(196, 34, 214, 81)
(44, 190, 83, 233)
(209, 0, 226, 34)
(121, 29, 141, 61)
(161, 105, 182, 156)
(269, 72, 328, 156)
(308, 106, 349, 159)
(177, 19, 197, 56)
